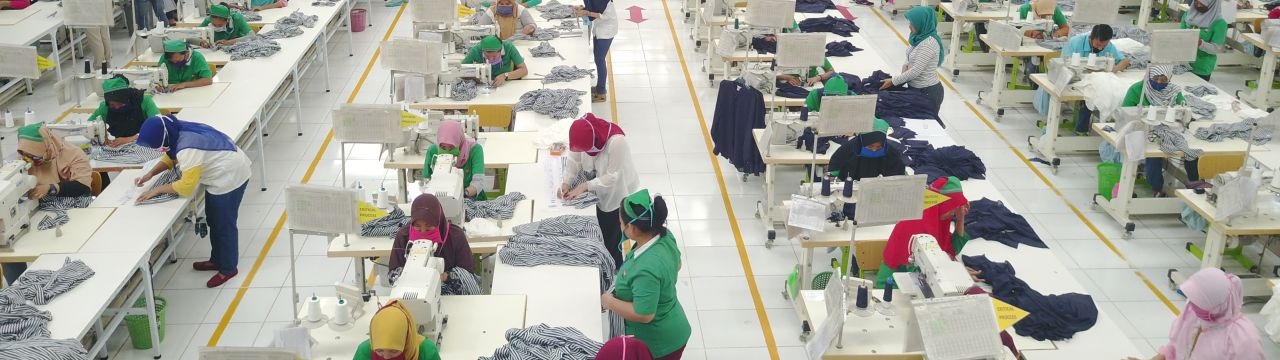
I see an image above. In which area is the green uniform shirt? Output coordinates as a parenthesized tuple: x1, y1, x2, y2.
(1017, 4, 1068, 26)
(1121, 81, 1186, 107)
(422, 144, 487, 200)
(201, 13, 253, 41)
(159, 51, 213, 85)
(353, 339, 441, 360)
(1180, 15, 1227, 78)
(462, 41, 525, 80)
(613, 232, 691, 358)
(87, 94, 161, 122)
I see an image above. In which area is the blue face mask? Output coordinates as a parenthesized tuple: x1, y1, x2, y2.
(1149, 79, 1168, 91)
(495, 5, 514, 16)
(859, 146, 886, 158)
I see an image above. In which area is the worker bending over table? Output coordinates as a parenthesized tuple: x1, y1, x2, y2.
(882, 6, 946, 118)
(877, 176, 968, 288)
(462, 36, 528, 87)
(1181, 0, 1228, 81)
(1125, 268, 1264, 360)
(1066, 25, 1132, 135)
(1018, 0, 1069, 39)
(601, 189, 691, 360)
(1126, 65, 1195, 198)
(1, 123, 95, 283)
(387, 194, 475, 284)
(89, 76, 162, 147)
(0, 0, 29, 9)
(470, 0, 537, 40)
(158, 39, 214, 93)
(355, 300, 443, 360)
(135, 115, 252, 288)
(200, 4, 254, 47)
(422, 121, 487, 200)
(559, 113, 639, 268)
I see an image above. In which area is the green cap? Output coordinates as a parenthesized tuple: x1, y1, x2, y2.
(480, 35, 503, 51)
(822, 74, 848, 96)
(17, 123, 44, 142)
(939, 176, 963, 194)
(522, 0, 542, 6)
(209, 4, 232, 18)
(102, 77, 129, 94)
(872, 118, 889, 134)
(621, 188, 653, 223)
(163, 39, 188, 53)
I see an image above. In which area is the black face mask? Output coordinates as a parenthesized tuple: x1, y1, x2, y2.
(1091, 46, 1104, 53)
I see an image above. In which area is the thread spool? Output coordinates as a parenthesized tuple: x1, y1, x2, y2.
(821, 177, 832, 196)
(842, 180, 854, 198)
(24, 108, 35, 126)
(83, 60, 92, 74)
(4, 110, 14, 128)
(1271, 170, 1280, 188)
(1165, 106, 1177, 124)
(332, 298, 352, 326)
(855, 284, 869, 309)
(355, 181, 366, 202)
(1070, 53, 1081, 66)
(1147, 107, 1158, 122)
(1087, 53, 1097, 67)
(378, 187, 391, 208)
(882, 284, 893, 302)
(304, 294, 322, 322)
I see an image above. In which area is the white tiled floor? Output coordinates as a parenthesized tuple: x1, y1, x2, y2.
(6, 0, 1280, 359)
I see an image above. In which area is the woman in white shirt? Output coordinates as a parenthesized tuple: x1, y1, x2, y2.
(559, 113, 640, 268)
(135, 115, 253, 288)
(575, 0, 617, 102)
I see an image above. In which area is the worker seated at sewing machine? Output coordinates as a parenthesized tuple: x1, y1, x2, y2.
(354, 300, 444, 360)
(387, 194, 475, 285)
(1014, 0, 1069, 39)
(88, 76, 162, 147)
(199, 4, 255, 47)
(828, 124, 906, 182)
(462, 36, 528, 87)
(158, 39, 215, 93)
(1125, 65, 1197, 198)
(877, 176, 968, 288)
(767, 43, 836, 87)
(0, 0, 30, 9)
(469, 0, 537, 40)
(422, 121, 487, 200)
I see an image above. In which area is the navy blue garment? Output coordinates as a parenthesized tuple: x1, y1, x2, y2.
(795, 0, 836, 13)
(840, 71, 894, 94)
(825, 41, 862, 57)
(900, 139, 933, 164)
(798, 16, 859, 36)
(710, 80, 767, 175)
(775, 81, 811, 98)
(876, 91, 941, 121)
(908, 145, 986, 182)
(877, 116, 917, 140)
(795, 128, 848, 154)
(962, 255, 1099, 341)
(751, 36, 777, 54)
(963, 198, 1048, 249)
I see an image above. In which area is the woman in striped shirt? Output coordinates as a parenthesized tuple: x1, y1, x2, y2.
(880, 6, 945, 118)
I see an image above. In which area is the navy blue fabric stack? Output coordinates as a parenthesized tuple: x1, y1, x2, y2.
(825, 41, 862, 56)
(963, 198, 1048, 249)
(908, 145, 987, 182)
(798, 16, 859, 36)
(795, 0, 836, 13)
(962, 255, 1099, 341)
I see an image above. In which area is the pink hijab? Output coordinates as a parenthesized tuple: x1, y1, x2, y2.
(436, 120, 476, 167)
(1158, 268, 1264, 360)
(568, 113, 624, 157)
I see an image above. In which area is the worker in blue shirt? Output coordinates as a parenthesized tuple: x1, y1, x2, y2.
(1066, 25, 1132, 135)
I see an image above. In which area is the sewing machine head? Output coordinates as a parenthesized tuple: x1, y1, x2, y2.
(107, 68, 169, 93)
(388, 240, 446, 342)
(45, 119, 108, 146)
(1115, 106, 1194, 129)
(908, 234, 973, 298)
(404, 111, 445, 155)
(452, 24, 497, 43)
(0, 161, 38, 249)
(420, 153, 466, 224)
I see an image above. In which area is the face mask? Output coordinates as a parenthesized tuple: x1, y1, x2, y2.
(487, 56, 503, 66)
(496, 5, 514, 16)
(1149, 79, 1168, 91)
(372, 352, 406, 360)
(409, 226, 443, 244)
(22, 154, 44, 167)
(170, 57, 189, 68)
(859, 146, 886, 158)
(212, 25, 227, 32)
(1187, 302, 1215, 321)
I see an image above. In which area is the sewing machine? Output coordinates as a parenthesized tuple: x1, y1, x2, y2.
(416, 24, 497, 54)
(45, 119, 108, 147)
(436, 63, 492, 98)
(1114, 105, 1195, 129)
(94, 68, 169, 96)
(903, 234, 973, 299)
(146, 27, 216, 52)
(419, 153, 466, 224)
(0, 161, 39, 250)
(389, 240, 447, 342)
(403, 113, 479, 156)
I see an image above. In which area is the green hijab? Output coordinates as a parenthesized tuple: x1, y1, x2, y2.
(906, 6, 945, 66)
(804, 75, 850, 110)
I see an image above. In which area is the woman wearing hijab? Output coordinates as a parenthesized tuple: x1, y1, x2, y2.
(89, 76, 162, 147)
(597, 336, 654, 360)
(877, 176, 968, 288)
(134, 115, 252, 288)
(827, 130, 906, 182)
(574, 0, 617, 102)
(1018, 0, 1069, 39)
(1126, 268, 1264, 360)
(387, 194, 475, 284)
(421, 121, 486, 200)
(354, 300, 443, 360)
(602, 189, 691, 360)
(1182, 0, 1228, 81)
(0, 0, 31, 9)
(1123, 65, 1195, 198)
(560, 113, 639, 268)
(470, 0, 537, 40)
(882, 6, 945, 118)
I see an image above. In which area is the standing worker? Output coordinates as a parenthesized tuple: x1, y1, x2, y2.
(422, 121, 487, 199)
(200, 4, 254, 47)
(1126, 268, 1265, 360)
(601, 190, 691, 360)
(158, 39, 214, 92)
(134, 115, 252, 288)
(882, 6, 946, 118)
(1182, 0, 1228, 81)
(2, 123, 94, 284)
(471, 0, 538, 40)
(560, 113, 639, 268)
(89, 75, 162, 146)
(575, 0, 617, 102)
(462, 35, 529, 87)
(354, 300, 443, 360)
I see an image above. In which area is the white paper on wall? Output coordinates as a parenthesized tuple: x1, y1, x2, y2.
(63, 0, 114, 26)
(0, 45, 39, 79)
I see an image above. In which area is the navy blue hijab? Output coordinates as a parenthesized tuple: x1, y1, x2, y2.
(136, 114, 239, 159)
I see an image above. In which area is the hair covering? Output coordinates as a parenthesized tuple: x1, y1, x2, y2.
(209, 4, 232, 18)
(163, 39, 189, 53)
(136, 115, 239, 159)
(621, 189, 654, 225)
(596, 336, 655, 360)
(1184, 0, 1222, 28)
(906, 6, 945, 66)
(369, 300, 427, 360)
(436, 121, 476, 167)
(16, 123, 92, 186)
(1158, 268, 1264, 360)
(480, 35, 503, 51)
(102, 77, 129, 94)
(410, 193, 452, 232)
(1144, 64, 1183, 107)
(882, 176, 967, 269)
(872, 118, 890, 134)
(102, 75, 149, 127)
(805, 75, 851, 110)
(858, 130, 887, 147)
(1031, 0, 1056, 16)
(568, 113, 624, 156)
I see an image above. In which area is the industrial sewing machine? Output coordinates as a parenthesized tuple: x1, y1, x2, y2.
(388, 240, 447, 343)
(146, 27, 216, 52)
(403, 113, 479, 156)
(0, 161, 39, 250)
(94, 68, 169, 97)
(899, 234, 974, 299)
(416, 24, 497, 53)
(45, 119, 108, 148)
(419, 153, 466, 225)
(436, 63, 492, 99)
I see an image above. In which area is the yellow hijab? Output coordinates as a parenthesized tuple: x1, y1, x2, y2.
(370, 301, 426, 360)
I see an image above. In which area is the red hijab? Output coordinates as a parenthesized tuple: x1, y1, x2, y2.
(568, 113, 624, 156)
(882, 177, 968, 269)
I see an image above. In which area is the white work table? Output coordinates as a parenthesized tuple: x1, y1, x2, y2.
(0, 1, 73, 96)
(328, 199, 531, 254)
(491, 260, 605, 342)
(177, 0, 318, 27)
(32, 251, 163, 359)
(72, 82, 233, 114)
(300, 295, 527, 360)
(1172, 188, 1280, 298)
(939, 3, 1009, 74)
(978, 33, 1057, 119)
(0, 208, 115, 263)
(1241, 33, 1279, 111)
(502, 160, 598, 221)
(385, 131, 541, 201)
(81, 170, 197, 257)
(128, 48, 234, 68)
(515, 38, 595, 77)
(410, 78, 593, 134)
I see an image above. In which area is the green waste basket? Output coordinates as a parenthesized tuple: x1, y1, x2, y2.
(1097, 163, 1123, 201)
(125, 296, 167, 350)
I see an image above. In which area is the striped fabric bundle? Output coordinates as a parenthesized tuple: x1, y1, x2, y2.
(89, 143, 162, 164)
(36, 196, 95, 231)
(1185, 95, 1217, 120)
(215, 36, 282, 60)
(1185, 85, 1218, 97)
(542, 66, 595, 84)
(499, 215, 622, 337)
(479, 324, 603, 360)
(311, 0, 339, 5)
(514, 88, 585, 119)
(511, 28, 560, 41)
(464, 192, 526, 221)
(0, 337, 89, 359)
(1194, 117, 1274, 145)
(260, 25, 304, 40)
(360, 207, 410, 237)
(0, 258, 94, 359)
(537, 0, 576, 20)
(137, 170, 182, 205)
(0, 293, 53, 341)
(1150, 124, 1203, 161)
(8, 259, 96, 305)
(563, 171, 599, 209)
(443, 267, 483, 295)
(234, 9, 263, 21)
(276, 11, 319, 28)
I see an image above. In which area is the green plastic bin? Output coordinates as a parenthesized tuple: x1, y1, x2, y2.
(125, 296, 167, 350)
(1097, 163, 1123, 201)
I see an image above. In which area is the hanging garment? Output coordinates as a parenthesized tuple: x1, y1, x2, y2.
(825, 40, 862, 57)
(1194, 117, 1274, 144)
(709, 80, 767, 175)
(89, 143, 163, 164)
(798, 16, 860, 36)
(963, 198, 1048, 249)
(795, 0, 836, 13)
(962, 255, 1099, 341)
(908, 145, 987, 182)
(464, 192, 527, 221)
(361, 207, 411, 237)
(478, 324, 604, 360)
(514, 89, 587, 119)
(542, 65, 595, 84)
(36, 196, 94, 231)
(442, 267, 483, 295)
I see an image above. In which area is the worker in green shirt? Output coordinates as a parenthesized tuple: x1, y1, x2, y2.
(1124, 65, 1197, 198)
(422, 120, 487, 200)
(760, 34, 836, 87)
(1181, 0, 1228, 81)
(228, 0, 287, 12)
(89, 76, 162, 147)
(602, 189, 692, 360)
(200, 4, 254, 47)
(461, 35, 528, 86)
(353, 300, 442, 360)
(1018, 0, 1070, 39)
(157, 39, 214, 92)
